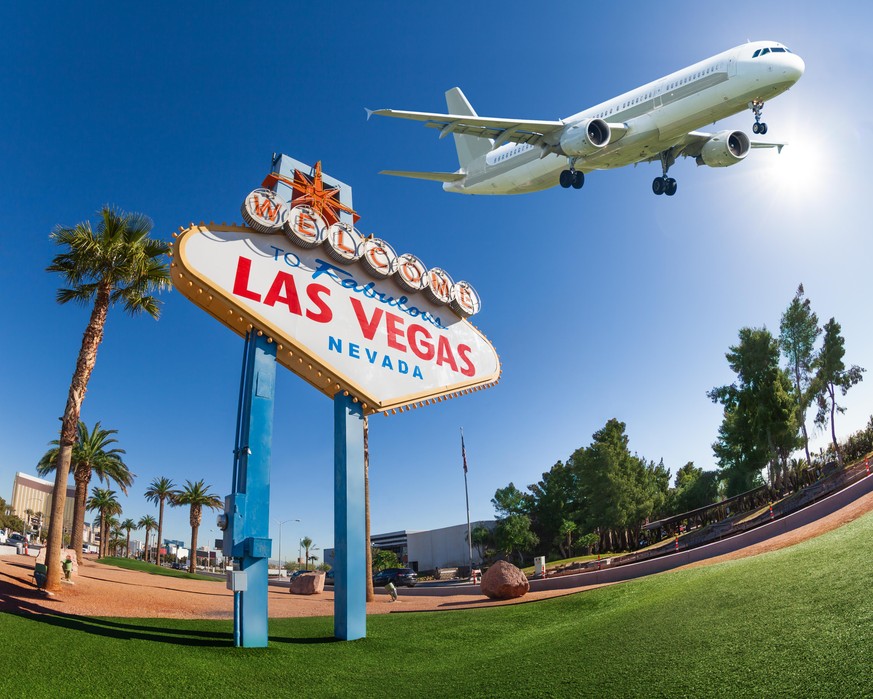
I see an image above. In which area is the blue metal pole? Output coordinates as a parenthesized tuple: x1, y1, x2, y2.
(334, 392, 366, 640)
(230, 331, 276, 648)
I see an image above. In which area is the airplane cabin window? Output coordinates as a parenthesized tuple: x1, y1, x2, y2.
(753, 49, 761, 58)
(761, 48, 770, 55)
(772, 47, 785, 53)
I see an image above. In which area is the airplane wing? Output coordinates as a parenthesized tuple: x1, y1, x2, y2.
(367, 108, 565, 148)
(379, 170, 465, 182)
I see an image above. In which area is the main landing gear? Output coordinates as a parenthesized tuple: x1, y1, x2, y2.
(652, 150, 677, 196)
(559, 158, 585, 189)
(750, 99, 768, 135)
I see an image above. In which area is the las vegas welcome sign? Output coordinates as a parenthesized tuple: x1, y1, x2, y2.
(170, 162, 500, 414)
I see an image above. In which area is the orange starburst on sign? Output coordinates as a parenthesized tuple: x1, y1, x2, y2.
(262, 161, 360, 226)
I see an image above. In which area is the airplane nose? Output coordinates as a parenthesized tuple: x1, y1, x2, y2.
(787, 54, 805, 82)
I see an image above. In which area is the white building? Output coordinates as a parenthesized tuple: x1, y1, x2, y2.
(325, 520, 495, 572)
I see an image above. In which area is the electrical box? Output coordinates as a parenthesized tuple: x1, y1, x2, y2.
(227, 571, 248, 592)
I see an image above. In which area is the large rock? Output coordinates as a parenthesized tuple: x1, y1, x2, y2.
(480, 560, 529, 600)
(290, 571, 325, 595)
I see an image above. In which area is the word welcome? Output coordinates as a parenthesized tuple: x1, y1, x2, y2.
(242, 187, 480, 317)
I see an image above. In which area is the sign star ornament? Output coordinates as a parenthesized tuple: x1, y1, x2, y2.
(170, 158, 500, 414)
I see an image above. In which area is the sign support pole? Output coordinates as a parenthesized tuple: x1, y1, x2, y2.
(230, 331, 276, 648)
(334, 392, 366, 640)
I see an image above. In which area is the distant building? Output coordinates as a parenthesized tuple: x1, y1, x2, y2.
(325, 520, 496, 572)
(10, 472, 76, 535)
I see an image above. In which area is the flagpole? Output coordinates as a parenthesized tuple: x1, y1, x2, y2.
(462, 428, 473, 580)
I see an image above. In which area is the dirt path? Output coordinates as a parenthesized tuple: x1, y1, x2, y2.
(1, 489, 870, 620)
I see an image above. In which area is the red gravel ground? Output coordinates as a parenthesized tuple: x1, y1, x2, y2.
(1, 489, 870, 620)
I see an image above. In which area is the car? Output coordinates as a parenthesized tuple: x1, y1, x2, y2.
(7, 533, 27, 547)
(289, 569, 307, 580)
(324, 569, 334, 584)
(372, 567, 418, 587)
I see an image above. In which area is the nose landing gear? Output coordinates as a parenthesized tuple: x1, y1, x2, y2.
(750, 99, 768, 135)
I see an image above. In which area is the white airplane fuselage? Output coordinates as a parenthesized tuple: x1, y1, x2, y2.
(443, 42, 804, 194)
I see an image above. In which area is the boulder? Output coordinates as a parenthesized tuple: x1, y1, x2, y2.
(290, 571, 325, 595)
(480, 560, 529, 600)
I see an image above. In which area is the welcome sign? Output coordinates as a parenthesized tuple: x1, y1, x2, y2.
(170, 161, 500, 414)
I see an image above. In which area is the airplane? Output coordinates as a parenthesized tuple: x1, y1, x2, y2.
(367, 41, 804, 196)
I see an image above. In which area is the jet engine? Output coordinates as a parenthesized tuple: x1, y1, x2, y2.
(696, 130, 751, 167)
(558, 118, 611, 157)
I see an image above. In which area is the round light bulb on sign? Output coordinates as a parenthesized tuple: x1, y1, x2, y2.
(287, 205, 328, 248)
(241, 189, 289, 234)
(395, 253, 428, 293)
(361, 238, 398, 278)
(449, 281, 481, 318)
(423, 267, 454, 306)
(325, 222, 363, 264)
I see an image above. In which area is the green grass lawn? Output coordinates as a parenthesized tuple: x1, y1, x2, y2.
(3, 511, 871, 698)
(96, 556, 221, 581)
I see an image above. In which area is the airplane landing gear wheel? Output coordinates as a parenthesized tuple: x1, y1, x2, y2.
(665, 178, 677, 196)
(559, 170, 573, 188)
(758, 122, 768, 135)
(652, 177, 666, 195)
(572, 170, 584, 189)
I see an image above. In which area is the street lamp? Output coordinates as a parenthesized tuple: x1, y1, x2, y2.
(272, 518, 300, 577)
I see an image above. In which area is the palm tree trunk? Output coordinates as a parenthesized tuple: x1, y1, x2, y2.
(144, 530, 150, 563)
(44, 286, 110, 591)
(189, 525, 199, 574)
(364, 416, 374, 603)
(72, 475, 88, 564)
(156, 499, 165, 566)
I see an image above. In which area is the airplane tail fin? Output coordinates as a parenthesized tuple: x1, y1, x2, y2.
(445, 87, 491, 168)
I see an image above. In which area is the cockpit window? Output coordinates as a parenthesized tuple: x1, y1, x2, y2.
(753, 46, 792, 58)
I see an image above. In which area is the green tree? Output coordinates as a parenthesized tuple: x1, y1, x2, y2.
(527, 461, 580, 559)
(709, 328, 798, 494)
(370, 546, 401, 572)
(86, 487, 121, 559)
(137, 514, 157, 563)
(491, 483, 530, 517)
(670, 462, 720, 515)
(574, 419, 669, 551)
(558, 519, 577, 559)
(171, 480, 222, 574)
(120, 518, 137, 558)
(43, 207, 170, 590)
(469, 525, 494, 561)
(494, 513, 539, 564)
(813, 318, 865, 465)
(779, 284, 821, 465)
(144, 477, 176, 566)
(37, 421, 134, 564)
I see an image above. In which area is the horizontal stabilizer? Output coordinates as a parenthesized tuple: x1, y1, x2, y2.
(379, 170, 465, 183)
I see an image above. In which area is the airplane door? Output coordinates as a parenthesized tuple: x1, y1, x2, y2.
(727, 52, 738, 76)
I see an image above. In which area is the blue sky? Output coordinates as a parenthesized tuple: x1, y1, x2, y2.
(2, 2, 871, 564)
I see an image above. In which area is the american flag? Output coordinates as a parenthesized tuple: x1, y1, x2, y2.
(462, 432, 468, 474)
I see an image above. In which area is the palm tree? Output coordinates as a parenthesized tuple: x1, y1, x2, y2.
(24, 508, 34, 537)
(43, 207, 170, 590)
(171, 480, 222, 574)
(37, 421, 134, 564)
(145, 477, 176, 566)
(300, 537, 315, 571)
(120, 518, 137, 558)
(87, 487, 121, 559)
(138, 515, 157, 563)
